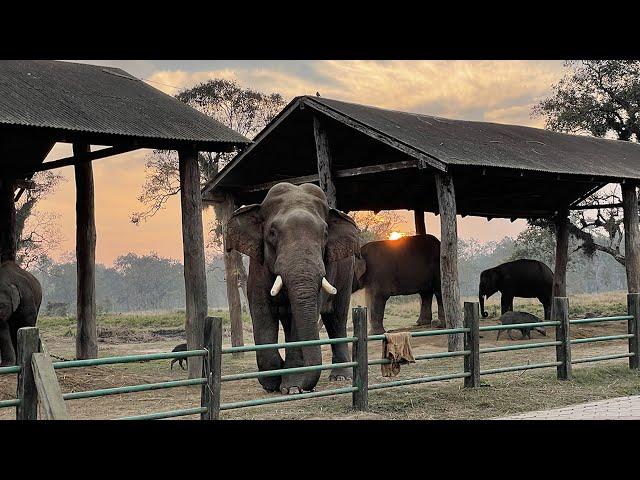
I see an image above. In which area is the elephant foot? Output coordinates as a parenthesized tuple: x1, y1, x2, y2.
(369, 326, 386, 336)
(329, 366, 352, 381)
(416, 318, 432, 327)
(280, 386, 303, 395)
(329, 374, 351, 381)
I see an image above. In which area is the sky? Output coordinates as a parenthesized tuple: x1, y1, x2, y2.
(40, 60, 567, 266)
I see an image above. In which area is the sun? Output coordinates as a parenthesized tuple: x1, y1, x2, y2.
(388, 231, 405, 240)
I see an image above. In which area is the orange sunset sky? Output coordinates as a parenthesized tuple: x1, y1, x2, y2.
(40, 60, 567, 266)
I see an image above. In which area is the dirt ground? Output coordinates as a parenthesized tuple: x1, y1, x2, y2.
(1, 292, 639, 420)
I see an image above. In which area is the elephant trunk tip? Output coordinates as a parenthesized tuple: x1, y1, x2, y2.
(482, 311, 489, 318)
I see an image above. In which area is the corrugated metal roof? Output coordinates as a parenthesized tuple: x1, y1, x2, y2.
(0, 60, 250, 149)
(306, 96, 640, 179)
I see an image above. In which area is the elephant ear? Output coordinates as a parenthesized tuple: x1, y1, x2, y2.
(326, 208, 360, 263)
(8, 284, 20, 312)
(226, 204, 263, 264)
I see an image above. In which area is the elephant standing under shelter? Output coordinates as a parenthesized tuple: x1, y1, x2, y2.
(227, 182, 360, 394)
(352, 234, 444, 335)
(0, 261, 42, 366)
(479, 259, 553, 320)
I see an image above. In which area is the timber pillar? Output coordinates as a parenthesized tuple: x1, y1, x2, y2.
(414, 209, 426, 235)
(622, 183, 640, 293)
(0, 176, 17, 263)
(553, 209, 569, 298)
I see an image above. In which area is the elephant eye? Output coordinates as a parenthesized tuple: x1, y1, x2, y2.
(267, 227, 278, 244)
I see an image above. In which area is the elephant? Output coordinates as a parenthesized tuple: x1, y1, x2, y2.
(227, 182, 360, 394)
(496, 311, 547, 341)
(352, 234, 444, 335)
(479, 259, 553, 321)
(0, 260, 42, 366)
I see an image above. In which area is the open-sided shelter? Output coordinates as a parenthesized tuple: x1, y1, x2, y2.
(202, 95, 640, 351)
(0, 60, 250, 376)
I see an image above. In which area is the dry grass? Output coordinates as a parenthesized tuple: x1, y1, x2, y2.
(1, 291, 638, 420)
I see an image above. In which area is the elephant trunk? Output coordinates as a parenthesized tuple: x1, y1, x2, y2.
(479, 294, 488, 318)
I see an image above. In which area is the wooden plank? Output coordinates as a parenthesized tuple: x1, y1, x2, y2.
(552, 209, 569, 298)
(238, 160, 421, 194)
(351, 307, 369, 411)
(434, 172, 463, 352)
(622, 183, 640, 293)
(414, 209, 426, 235)
(313, 115, 337, 208)
(627, 293, 640, 370)
(306, 98, 447, 172)
(74, 143, 98, 360)
(31, 352, 69, 420)
(28, 145, 139, 173)
(201, 316, 222, 420)
(463, 302, 480, 387)
(0, 176, 16, 262)
(553, 297, 572, 380)
(16, 327, 39, 420)
(179, 148, 209, 379)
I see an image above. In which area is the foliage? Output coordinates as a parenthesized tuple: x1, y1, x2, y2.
(349, 210, 402, 244)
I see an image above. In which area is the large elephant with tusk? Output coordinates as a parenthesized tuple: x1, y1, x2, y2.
(226, 182, 360, 394)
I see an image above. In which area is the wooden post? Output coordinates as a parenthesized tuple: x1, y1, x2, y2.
(351, 306, 369, 411)
(179, 148, 209, 379)
(31, 352, 69, 420)
(201, 316, 222, 420)
(414, 209, 426, 235)
(0, 176, 16, 262)
(622, 183, 640, 293)
(219, 194, 244, 352)
(553, 296, 571, 380)
(553, 209, 569, 298)
(434, 172, 463, 351)
(74, 143, 98, 360)
(313, 115, 337, 208)
(16, 327, 39, 420)
(463, 302, 480, 388)
(627, 293, 640, 369)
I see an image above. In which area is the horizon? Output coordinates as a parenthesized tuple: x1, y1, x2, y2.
(39, 60, 566, 266)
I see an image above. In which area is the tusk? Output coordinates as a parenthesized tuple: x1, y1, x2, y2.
(321, 277, 337, 295)
(270, 275, 283, 296)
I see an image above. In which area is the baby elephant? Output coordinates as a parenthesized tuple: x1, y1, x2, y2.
(170, 343, 187, 370)
(497, 311, 546, 341)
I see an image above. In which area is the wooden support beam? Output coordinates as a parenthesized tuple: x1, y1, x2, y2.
(219, 194, 245, 353)
(0, 177, 16, 262)
(414, 209, 426, 235)
(313, 115, 337, 208)
(179, 148, 209, 379)
(553, 209, 569, 298)
(434, 172, 463, 352)
(31, 352, 69, 420)
(28, 145, 139, 173)
(623, 183, 640, 293)
(74, 143, 98, 360)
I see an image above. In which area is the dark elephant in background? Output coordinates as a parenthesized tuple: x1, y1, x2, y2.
(479, 259, 553, 320)
(227, 182, 360, 394)
(0, 261, 42, 366)
(352, 234, 444, 335)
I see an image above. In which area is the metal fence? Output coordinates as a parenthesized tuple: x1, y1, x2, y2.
(1, 294, 639, 419)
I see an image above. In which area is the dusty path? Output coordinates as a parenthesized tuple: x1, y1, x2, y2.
(498, 395, 640, 420)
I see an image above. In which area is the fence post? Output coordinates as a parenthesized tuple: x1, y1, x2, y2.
(463, 302, 480, 388)
(352, 306, 368, 411)
(16, 327, 40, 420)
(628, 293, 640, 369)
(553, 297, 572, 380)
(201, 316, 222, 420)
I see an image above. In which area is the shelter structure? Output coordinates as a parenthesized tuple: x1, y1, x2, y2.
(0, 60, 249, 376)
(202, 95, 640, 351)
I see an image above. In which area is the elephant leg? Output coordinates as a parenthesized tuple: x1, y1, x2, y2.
(435, 291, 445, 326)
(0, 322, 16, 366)
(249, 300, 283, 392)
(366, 289, 387, 335)
(501, 295, 513, 316)
(416, 291, 433, 326)
(323, 312, 351, 381)
(279, 313, 307, 393)
(540, 297, 551, 320)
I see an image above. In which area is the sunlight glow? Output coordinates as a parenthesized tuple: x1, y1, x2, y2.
(389, 231, 405, 240)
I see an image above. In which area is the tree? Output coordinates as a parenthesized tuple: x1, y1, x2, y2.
(349, 211, 402, 244)
(532, 60, 640, 265)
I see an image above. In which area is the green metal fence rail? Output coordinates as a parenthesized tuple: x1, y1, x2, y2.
(52, 350, 208, 370)
(0, 365, 21, 375)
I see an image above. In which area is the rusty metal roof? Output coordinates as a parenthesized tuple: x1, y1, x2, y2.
(0, 60, 250, 151)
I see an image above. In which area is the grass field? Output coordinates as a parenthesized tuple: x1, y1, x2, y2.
(1, 291, 639, 420)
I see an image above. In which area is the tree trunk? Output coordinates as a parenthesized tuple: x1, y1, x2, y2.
(414, 209, 426, 235)
(434, 172, 463, 352)
(74, 144, 98, 360)
(314, 115, 337, 208)
(622, 183, 640, 293)
(0, 176, 16, 263)
(553, 209, 569, 298)
(179, 149, 208, 378)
